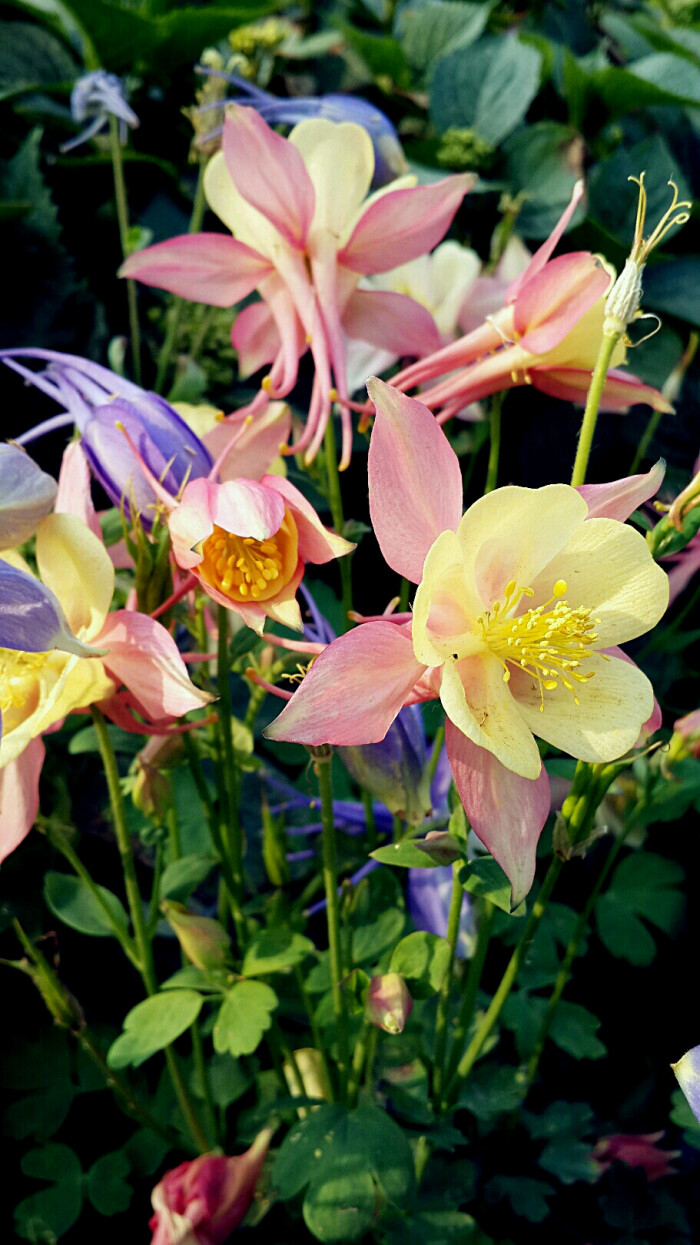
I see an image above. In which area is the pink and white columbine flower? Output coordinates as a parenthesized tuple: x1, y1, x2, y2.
(120, 107, 471, 466)
(383, 183, 670, 423)
(264, 380, 668, 906)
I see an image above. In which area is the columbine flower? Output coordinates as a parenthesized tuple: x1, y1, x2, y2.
(384, 182, 669, 423)
(264, 379, 668, 905)
(195, 70, 409, 188)
(121, 107, 471, 465)
(672, 1044, 700, 1124)
(366, 973, 413, 1034)
(61, 70, 139, 153)
(0, 513, 211, 863)
(149, 1135, 273, 1245)
(593, 1132, 679, 1182)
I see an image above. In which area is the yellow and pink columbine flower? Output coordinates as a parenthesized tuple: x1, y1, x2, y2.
(265, 380, 668, 905)
(384, 183, 670, 423)
(121, 107, 471, 465)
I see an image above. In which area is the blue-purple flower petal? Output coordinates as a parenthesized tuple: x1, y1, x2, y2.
(0, 445, 57, 547)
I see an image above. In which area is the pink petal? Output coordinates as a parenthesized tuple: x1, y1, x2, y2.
(367, 378, 463, 582)
(222, 107, 315, 250)
(97, 611, 212, 719)
(231, 302, 281, 378)
(343, 289, 441, 358)
(119, 234, 272, 306)
(667, 538, 700, 604)
(169, 478, 286, 570)
(514, 253, 610, 355)
(203, 404, 291, 483)
(338, 175, 473, 275)
(507, 180, 584, 303)
(531, 366, 673, 412)
(56, 441, 102, 540)
(0, 738, 44, 864)
(263, 621, 426, 745)
(445, 720, 551, 909)
(578, 461, 665, 521)
(260, 475, 355, 564)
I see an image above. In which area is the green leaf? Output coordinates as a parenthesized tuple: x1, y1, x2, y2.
(524, 1100, 595, 1140)
(487, 1175, 554, 1223)
(458, 1064, 525, 1120)
(68, 722, 142, 755)
(550, 1001, 606, 1060)
(273, 1104, 415, 1241)
(107, 990, 204, 1069)
(4, 1085, 74, 1140)
(382, 1209, 491, 1242)
(351, 907, 405, 964)
(371, 839, 452, 869)
(242, 928, 314, 977)
(160, 965, 225, 993)
(643, 258, 700, 329)
(0, 128, 60, 248)
(596, 852, 685, 965)
(159, 853, 217, 902)
(16, 1144, 83, 1242)
(122, 1128, 170, 1177)
(460, 857, 525, 915)
(86, 1151, 132, 1216)
(502, 121, 582, 238)
(389, 931, 451, 998)
(588, 136, 691, 254)
(670, 1087, 700, 1150)
(44, 871, 129, 939)
(0, 21, 77, 100)
(538, 1138, 600, 1185)
(396, 1, 490, 82)
(341, 25, 410, 87)
(213, 981, 277, 1057)
(191, 1052, 251, 1109)
(431, 35, 541, 147)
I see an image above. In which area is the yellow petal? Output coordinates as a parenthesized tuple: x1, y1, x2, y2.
(439, 656, 542, 779)
(456, 484, 588, 608)
(0, 654, 114, 767)
(531, 516, 669, 647)
(412, 529, 484, 667)
(289, 119, 374, 243)
(510, 652, 653, 762)
(36, 514, 114, 641)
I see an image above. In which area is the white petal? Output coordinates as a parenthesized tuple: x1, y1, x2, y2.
(289, 120, 374, 244)
(440, 656, 542, 779)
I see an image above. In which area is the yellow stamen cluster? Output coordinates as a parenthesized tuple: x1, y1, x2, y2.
(0, 648, 46, 714)
(480, 579, 600, 709)
(199, 513, 297, 605)
(281, 659, 316, 684)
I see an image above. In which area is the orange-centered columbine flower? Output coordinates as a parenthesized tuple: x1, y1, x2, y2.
(265, 380, 668, 905)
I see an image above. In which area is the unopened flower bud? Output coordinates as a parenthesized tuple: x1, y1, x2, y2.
(283, 1047, 332, 1117)
(366, 973, 413, 1035)
(604, 173, 691, 337)
(339, 705, 432, 825)
(149, 1132, 274, 1244)
(161, 901, 231, 971)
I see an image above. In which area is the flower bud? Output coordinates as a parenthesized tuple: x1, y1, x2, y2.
(366, 973, 413, 1035)
(160, 901, 231, 971)
(339, 705, 432, 825)
(593, 1132, 679, 1182)
(149, 1133, 273, 1245)
(283, 1047, 332, 1116)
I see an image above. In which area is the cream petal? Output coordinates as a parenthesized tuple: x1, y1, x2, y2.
(36, 514, 114, 641)
(530, 516, 669, 647)
(203, 151, 282, 259)
(412, 530, 484, 667)
(510, 651, 654, 762)
(439, 656, 542, 779)
(289, 119, 374, 243)
(456, 485, 588, 610)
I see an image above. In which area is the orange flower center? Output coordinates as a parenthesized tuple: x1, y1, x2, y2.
(198, 511, 298, 604)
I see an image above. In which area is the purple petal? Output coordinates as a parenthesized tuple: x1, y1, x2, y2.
(0, 561, 100, 656)
(0, 445, 57, 545)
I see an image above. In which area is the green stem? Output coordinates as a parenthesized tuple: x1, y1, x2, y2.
(361, 789, 377, 852)
(108, 115, 141, 384)
(45, 824, 139, 967)
(154, 163, 208, 393)
(484, 392, 503, 493)
(293, 964, 334, 1098)
(324, 417, 353, 625)
(216, 605, 246, 947)
(314, 748, 349, 1099)
(426, 724, 445, 789)
(445, 856, 564, 1103)
(90, 708, 209, 1153)
(444, 898, 496, 1089)
(570, 331, 621, 487)
(346, 1021, 372, 1107)
(431, 861, 465, 1112)
(523, 828, 630, 1093)
(398, 577, 410, 613)
(190, 1020, 218, 1145)
(629, 408, 665, 476)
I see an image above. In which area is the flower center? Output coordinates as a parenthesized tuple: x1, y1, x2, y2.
(198, 511, 298, 604)
(480, 579, 600, 707)
(0, 648, 47, 714)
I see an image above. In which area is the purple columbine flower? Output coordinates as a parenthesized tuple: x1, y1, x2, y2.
(1, 349, 213, 526)
(195, 70, 408, 188)
(340, 703, 434, 826)
(61, 70, 139, 153)
(0, 444, 57, 547)
(673, 1044, 700, 1124)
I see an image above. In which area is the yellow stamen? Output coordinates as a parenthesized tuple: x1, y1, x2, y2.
(198, 512, 298, 605)
(0, 648, 47, 714)
(479, 582, 599, 709)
